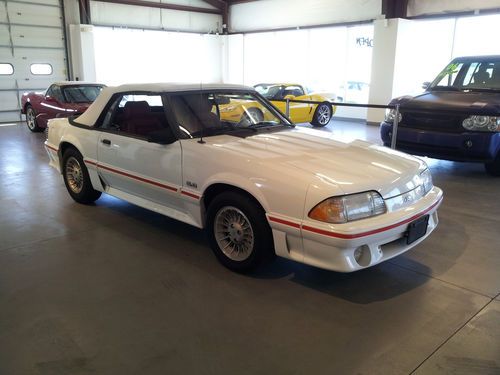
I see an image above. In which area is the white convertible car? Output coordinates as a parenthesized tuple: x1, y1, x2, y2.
(45, 83, 443, 272)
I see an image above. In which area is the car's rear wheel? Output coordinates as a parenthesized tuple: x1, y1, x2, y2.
(239, 107, 264, 126)
(206, 191, 274, 272)
(311, 102, 332, 127)
(62, 148, 101, 204)
(26, 105, 42, 132)
(485, 156, 500, 176)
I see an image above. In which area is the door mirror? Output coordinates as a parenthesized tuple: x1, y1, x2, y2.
(45, 95, 57, 103)
(422, 81, 431, 90)
(284, 94, 295, 100)
(147, 129, 177, 145)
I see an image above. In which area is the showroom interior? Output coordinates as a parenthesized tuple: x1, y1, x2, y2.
(0, 0, 499, 373)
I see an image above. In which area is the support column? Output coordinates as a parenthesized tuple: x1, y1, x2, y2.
(68, 24, 97, 82)
(367, 18, 400, 124)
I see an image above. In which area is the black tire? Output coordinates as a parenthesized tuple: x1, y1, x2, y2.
(206, 191, 274, 272)
(485, 156, 500, 176)
(25, 105, 42, 132)
(239, 108, 264, 126)
(62, 148, 102, 204)
(311, 102, 332, 127)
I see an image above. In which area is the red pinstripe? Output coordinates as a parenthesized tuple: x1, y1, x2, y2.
(269, 197, 442, 239)
(84, 159, 177, 192)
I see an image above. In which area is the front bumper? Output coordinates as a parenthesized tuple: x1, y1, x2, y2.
(380, 122, 500, 162)
(268, 186, 443, 272)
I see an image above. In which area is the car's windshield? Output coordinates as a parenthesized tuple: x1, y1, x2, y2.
(254, 84, 284, 99)
(169, 91, 291, 138)
(429, 59, 500, 91)
(62, 85, 104, 103)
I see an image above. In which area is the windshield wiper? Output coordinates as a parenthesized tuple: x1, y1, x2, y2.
(428, 86, 460, 91)
(243, 122, 284, 132)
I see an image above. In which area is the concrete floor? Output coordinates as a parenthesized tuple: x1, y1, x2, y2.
(0, 120, 499, 375)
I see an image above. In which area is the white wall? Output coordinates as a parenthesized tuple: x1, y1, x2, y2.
(229, 0, 381, 32)
(222, 34, 244, 84)
(408, 0, 500, 17)
(90, 0, 222, 33)
(367, 19, 399, 124)
(92, 27, 222, 85)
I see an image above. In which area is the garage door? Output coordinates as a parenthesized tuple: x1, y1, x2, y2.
(0, 0, 68, 123)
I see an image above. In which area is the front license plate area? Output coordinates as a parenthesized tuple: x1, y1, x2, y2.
(406, 215, 429, 244)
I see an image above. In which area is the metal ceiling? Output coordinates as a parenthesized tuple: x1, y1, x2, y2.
(80, 0, 262, 30)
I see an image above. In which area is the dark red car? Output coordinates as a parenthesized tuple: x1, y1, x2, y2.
(21, 82, 105, 132)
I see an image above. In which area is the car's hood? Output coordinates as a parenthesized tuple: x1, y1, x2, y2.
(205, 128, 425, 198)
(393, 91, 500, 114)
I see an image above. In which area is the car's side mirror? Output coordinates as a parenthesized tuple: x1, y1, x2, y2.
(147, 130, 177, 145)
(45, 95, 57, 103)
(284, 94, 295, 100)
(422, 82, 431, 90)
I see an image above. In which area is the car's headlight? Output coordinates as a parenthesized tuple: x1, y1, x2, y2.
(309, 191, 386, 224)
(385, 108, 402, 123)
(420, 168, 433, 195)
(462, 116, 500, 131)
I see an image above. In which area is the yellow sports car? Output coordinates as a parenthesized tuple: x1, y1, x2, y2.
(254, 83, 336, 127)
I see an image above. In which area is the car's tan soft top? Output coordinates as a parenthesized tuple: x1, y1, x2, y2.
(75, 83, 254, 127)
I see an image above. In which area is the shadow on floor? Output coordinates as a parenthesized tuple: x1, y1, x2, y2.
(97, 195, 442, 305)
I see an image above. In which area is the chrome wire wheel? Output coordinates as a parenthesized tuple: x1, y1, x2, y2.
(247, 108, 264, 124)
(316, 104, 332, 125)
(26, 107, 36, 130)
(214, 206, 255, 262)
(65, 156, 84, 194)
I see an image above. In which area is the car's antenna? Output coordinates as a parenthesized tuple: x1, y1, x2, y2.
(197, 83, 206, 144)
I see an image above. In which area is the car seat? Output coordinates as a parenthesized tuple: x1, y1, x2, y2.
(122, 100, 163, 136)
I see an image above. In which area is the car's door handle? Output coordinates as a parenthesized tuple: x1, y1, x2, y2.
(101, 139, 111, 145)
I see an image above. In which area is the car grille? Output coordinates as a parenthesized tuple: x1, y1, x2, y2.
(401, 111, 467, 133)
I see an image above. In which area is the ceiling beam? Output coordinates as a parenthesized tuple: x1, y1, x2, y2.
(79, 0, 91, 24)
(382, 0, 408, 19)
(200, 0, 225, 10)
(93, 0, 222, 15)
(226, 0, 260, 4)
(201, 0, 228, 32)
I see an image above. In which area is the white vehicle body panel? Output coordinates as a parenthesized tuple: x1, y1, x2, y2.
(45, 83, 443, 272)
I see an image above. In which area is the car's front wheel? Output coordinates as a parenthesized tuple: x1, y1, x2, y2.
(485, 155, 500, 176)
(206, 191, 274, 272)
(311, 102, 332, 127)
(25, 105, 42, 132)
(62, 148, 102, 204)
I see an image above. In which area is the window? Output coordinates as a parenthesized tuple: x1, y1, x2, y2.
(62, 85, 104, 103)
(46, 85, 64, 102)
(254, 84, 284, 99)
(30, 63, 53, 75)
(434, 62, 464, 87)
(0, 63, 14, 75)
(431, 59, 500, 90)
(282, 86, 304, 98)
(102, 93, 168, 138)
(170, 92, 287, 139)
